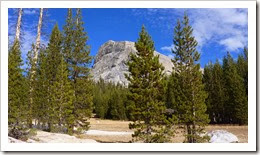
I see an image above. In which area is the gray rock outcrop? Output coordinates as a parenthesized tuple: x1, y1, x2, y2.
(207, 130, 239, 143)
(91, 40, 173, 86)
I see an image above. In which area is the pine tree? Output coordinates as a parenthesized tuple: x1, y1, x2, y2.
(32, 46, 49, 129)
(93, 78, 109, 119)
(8, 39, 28, 137)
(50, 56, 75, 135)
(170, 13, 209, 143)
(126, 25, 175, 143)
(28, 8, 44, 128)
(63, 8, 93, 131)
(203, 62, 215, 123)
(223, 52, 247, 125)
(45, 24, 63, 131)
(63, 8, 73, 63)
(203, 60, 226, 124)
(106, 83, 128, 120)
(237, 47, 248, 96)
(26, 44, 38, 127)
(212, 60, 226, 123)
(93, 80, 128, 120)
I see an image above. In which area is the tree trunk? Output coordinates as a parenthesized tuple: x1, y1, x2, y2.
(33, 8, 43, 63)
(15, 8, 23, 41)
(28, 8, 44, 128)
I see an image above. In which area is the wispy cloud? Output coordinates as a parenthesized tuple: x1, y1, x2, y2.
(131, 8, 183, 33)
(23, 9, 37, 15)
(161, 44, 174, 52)
(131, 8, 248, 53)
(219, 37, 244, 51)
(189, 8, 248, 52)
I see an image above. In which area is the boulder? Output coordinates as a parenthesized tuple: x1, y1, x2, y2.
(207, 130, 239, 143)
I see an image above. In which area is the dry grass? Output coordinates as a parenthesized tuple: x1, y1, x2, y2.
(79, 118, 248, 143)
(88, 118, 132, 132)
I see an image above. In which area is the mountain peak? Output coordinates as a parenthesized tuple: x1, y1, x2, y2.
(91, 41, 173, 86)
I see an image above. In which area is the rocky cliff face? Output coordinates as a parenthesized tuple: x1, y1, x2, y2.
(91, 40, 173, 86)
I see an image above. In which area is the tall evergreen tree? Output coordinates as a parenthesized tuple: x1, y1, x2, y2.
(63, 8, 73, 63)
(170, 13, 209, 143)
(223, 52, 247, 125)
(63, 8, 93, 131)
(26, 44, 38, 127)
(126, 25, 175, 143)
(107, 84, 128, 120)
(93, 78, 109, 119)
(203, 60, 226, 124)
(32, 47, 49, 128)
(203, 62, 214, 123)
(237, 47, 248, 96)
(212, 60, 226, 123)
(50, 56, 75, 135)
(93, 79, 128, 120)
(28, 8, 44, 128)
(8, 40, 27, 128)
(45, 24, 63, 131)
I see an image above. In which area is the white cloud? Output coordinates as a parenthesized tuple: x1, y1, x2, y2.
(132, 8, 248, 53)
(190, 8, 248, 52)
(23, 9, 37, 15)
(219, 37, 244, 51)
(161, 44, 174, 52)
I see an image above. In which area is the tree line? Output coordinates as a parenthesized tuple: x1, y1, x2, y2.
(203, 49, 248, 125)
(8, 9, 248, 143)
(9, 8, 93, 137)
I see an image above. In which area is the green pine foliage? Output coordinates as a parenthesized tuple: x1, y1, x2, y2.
(223, 52, 248, 125)
(8, 8, 249, 141)
(170, 13, 209, 143)
(93, 79, 109, 119)
(45, 24, 63, 131)
(26, 44, 38, 128)
(236, 47, 248, 96)
(203, 62, 214, 122)
(63, 8, 73, 62)
(107, 84, 127, 120)
(50, 56, 75, 135)
(203, 60, 226, 124)
(33, 47, 49, 129)
(126, 25, 176, 143)
(202, 49, 248, 125)
(93, 79, 128, 120)
(63, 8, 93, 131)
(8, 39, 28, 138)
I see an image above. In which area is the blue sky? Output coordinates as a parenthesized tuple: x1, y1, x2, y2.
(8, 8, 248, 68)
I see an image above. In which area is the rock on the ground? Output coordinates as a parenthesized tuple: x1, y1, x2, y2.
(91, 40, 173, 86)
(33, 130, 98, 143)
(9, 131, 98, 143)
(207, 130, 239, 143)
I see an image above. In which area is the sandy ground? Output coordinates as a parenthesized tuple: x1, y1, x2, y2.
(78, 118, 248, 143)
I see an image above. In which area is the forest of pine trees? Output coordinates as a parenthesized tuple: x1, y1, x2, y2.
(8, 9, 248, 143)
